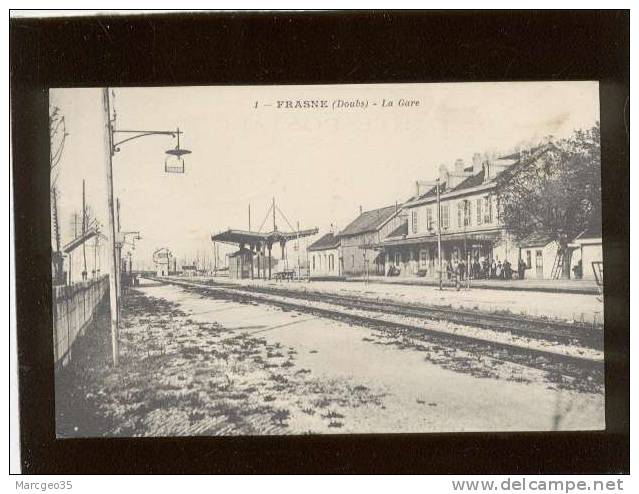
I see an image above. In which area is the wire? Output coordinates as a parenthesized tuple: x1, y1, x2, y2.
(257, 202, 273, 232)
(276, 205, 297, 232)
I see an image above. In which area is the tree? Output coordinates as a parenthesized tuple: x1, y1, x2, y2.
(496, 123, 601, 278)
(50, 106, 68, 284)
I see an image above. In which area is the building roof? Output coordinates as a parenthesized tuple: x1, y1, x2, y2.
(386, 221, 408, 238)
(519, 232, 557, 248)
(229, 247, 254, 258)
(450, 168, 486, 192)
(494, 144, 554, 186)
(212, 227, 319, 246)
(339, 205, 398, 237)
(576, 222, 602, 239)
(406, 182, 447, 203)
(404, 146, 554, 209)
(308, 232, 340, 251)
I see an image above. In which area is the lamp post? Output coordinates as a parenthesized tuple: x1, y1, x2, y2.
(101, 88, 190, 366)
(463, 199, 470, 290)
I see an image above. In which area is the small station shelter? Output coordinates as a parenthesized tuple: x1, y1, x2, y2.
(212, 227, 318, 280)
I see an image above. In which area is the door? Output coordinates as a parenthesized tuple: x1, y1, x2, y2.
(535, 250, 543, 279)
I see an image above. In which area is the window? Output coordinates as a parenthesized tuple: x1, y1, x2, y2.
(476, 198, 483, 225)
(466, 201, 472, 227)
(426, 207, 434, 230)
(329, 254, 334, 271)
(394, 252, 400, 266)
(312, 255, 316, 270)
(526, 250, 532, 269)
(411, 210, 418, 234)
(459, 200, 471, 228)
(484, 196, 492, 224)
(496, 198, 503, 223)
(420, 249, 428, 267)
(441, 204, 450, 229)
(535, 250, 543, 268)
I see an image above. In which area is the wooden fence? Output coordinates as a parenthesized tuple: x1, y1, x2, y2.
(52, 276, 109, 368)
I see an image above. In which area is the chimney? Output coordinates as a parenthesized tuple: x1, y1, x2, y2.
(415, 180, 420, 198)
(472, 153, 482, 174)
(438, 164, 449, 184)
(359, 205, 363, 216)
(454, 158, 464, 175)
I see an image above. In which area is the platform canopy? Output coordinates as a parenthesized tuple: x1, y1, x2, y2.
(211, 227, 319, 247)
(376, 230, 502, 248)
(62, 228, 103, 254)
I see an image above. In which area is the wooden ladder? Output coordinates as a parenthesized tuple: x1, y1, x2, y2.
(551, 248, 564, 280)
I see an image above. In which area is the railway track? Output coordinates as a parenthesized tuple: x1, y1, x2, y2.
(191, 278, 602, 349)
(145, 277, 604, 389)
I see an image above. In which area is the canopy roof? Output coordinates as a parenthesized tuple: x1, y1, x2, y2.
(62, 228, 103, 254)
(379, 229, 502, 248)
(211, 227, 318, 247)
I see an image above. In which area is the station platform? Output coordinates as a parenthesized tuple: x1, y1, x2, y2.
(344, 275, 600, 295)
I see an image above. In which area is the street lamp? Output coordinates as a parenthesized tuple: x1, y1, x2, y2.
(102, 88, 190, 366)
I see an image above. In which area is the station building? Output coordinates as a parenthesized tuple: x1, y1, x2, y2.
(212, 227, 318, 280)
(377, 150, 531, 278)
(338, 205, 404, 277)
(308, 232, 341, 279)
(568, 223, 603, 281)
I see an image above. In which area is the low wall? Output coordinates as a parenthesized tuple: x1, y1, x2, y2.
(52, 276, 109, 368)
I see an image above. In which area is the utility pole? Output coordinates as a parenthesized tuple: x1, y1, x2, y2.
(436, 178, 443, 291)
(99, 87, 191, 366)
(82, 179, 88, 280)
(102, 87, 119, 367)
(272, 197, 276, 231)
(464, 199, 470, 290)
(116, 197, 122, 301)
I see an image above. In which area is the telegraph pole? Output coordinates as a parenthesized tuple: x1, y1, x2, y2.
(99, 87, 191, 366)
(82, 180, 88, 280)
(102, 88, 119, 366)
(116, 197, 122, 301)
(272, 197, 276, 230)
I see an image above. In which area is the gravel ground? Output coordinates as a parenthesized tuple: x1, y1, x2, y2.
(55, 280, 604, 437)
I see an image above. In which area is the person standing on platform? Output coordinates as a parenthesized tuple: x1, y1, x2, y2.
(518, 257, 527, 280)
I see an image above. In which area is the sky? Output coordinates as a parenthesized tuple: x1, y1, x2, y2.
(50, 81, 599, 269)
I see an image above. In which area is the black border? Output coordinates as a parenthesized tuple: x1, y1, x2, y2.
(10, 10, 630, 474)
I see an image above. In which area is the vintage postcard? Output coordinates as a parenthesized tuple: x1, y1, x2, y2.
(50, 82, 604, 437)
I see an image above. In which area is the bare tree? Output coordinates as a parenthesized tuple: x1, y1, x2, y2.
(50, 106, 68, 284)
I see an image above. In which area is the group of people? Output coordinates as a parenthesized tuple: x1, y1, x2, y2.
(444, 256, 527, 281)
